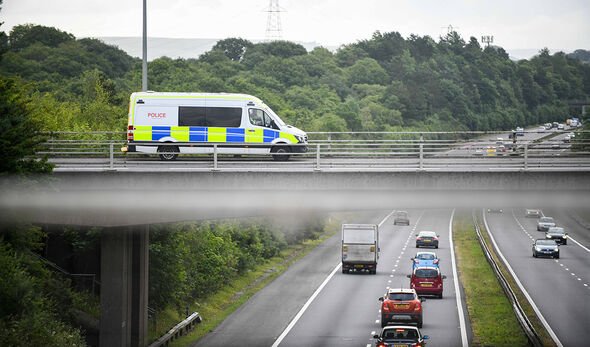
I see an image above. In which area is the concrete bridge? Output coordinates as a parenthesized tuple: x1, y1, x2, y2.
(1, 168, 589, 347)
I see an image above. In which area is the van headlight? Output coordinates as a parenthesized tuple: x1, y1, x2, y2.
(295, 135, 306, 143)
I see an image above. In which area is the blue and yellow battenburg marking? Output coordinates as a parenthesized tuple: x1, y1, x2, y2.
(133, 126, 296, 144)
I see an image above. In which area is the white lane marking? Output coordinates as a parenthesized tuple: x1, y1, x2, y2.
(539, 210, 590, 253)
(569, 236, 590, 253)
(274, 210, 399, 347)
(449, 208, 469, 347)
(483, 210, 563, 347)
(271, 262, 342, 347)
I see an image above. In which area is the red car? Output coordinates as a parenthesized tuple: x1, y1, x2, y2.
(407, 267, 446, 299)
(378, 288, 424, 328)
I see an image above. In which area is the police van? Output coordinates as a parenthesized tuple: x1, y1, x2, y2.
(122, 92, 308, 161)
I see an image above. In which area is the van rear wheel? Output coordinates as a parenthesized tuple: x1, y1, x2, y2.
(158, 145, 179, 161)
(271, 146, 291, 161)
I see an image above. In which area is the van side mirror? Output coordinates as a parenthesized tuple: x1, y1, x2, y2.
(442, 275, 447, 279)
(423, 335, 430, 340)
(373, 334, 379, 339)
(420, 298, 426, 302)
(378, 297, 384, 302)
(406, 274, 411, 278)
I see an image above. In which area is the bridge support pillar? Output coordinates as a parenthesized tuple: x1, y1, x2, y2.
(100, 225, 149, 347)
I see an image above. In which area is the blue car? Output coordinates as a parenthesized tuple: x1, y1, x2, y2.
(411, 251, 439, 270)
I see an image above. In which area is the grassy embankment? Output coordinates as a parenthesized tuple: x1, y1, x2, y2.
(453, 213, 530, 346)
(146, 216, 342, 346)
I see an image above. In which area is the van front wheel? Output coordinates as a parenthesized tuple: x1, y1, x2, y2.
(271, 146, 290, 161)
(158, 145, 179, 161)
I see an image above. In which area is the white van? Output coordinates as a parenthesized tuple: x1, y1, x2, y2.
(122, 92, 308, 161)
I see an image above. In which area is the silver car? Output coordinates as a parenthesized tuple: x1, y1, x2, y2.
(537, 216, 555, 231)
(525, 209, 541, 218)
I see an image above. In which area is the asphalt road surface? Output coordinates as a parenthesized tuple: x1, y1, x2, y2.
(484, 208, 590, 346)
(194, 209, 470, 347)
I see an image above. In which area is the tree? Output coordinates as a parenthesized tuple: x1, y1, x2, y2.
(0, 76, 53, 174)
(9, 24, 75, 51)
(212, 37, 253, 61)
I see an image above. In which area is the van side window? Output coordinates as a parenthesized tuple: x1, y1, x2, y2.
(179, 106, 206, 126)
(249, 108, 279, 130)
(179, 107, 241, 127)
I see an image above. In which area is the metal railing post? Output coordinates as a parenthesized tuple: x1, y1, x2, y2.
(315, 144, 321, 171)
(213, 144, 218, 170)
(109, 142, 114, 170)
(419, 135, 424, 170)
(524, 143, 529, 170)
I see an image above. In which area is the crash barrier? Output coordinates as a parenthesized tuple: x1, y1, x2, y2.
(473, 211, 543, 347)
(148, 312, 202, 347)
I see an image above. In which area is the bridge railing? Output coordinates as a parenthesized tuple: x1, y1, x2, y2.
(36, 130, 590, 171)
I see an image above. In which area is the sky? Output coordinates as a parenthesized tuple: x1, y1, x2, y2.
(1, 0, 589, 51)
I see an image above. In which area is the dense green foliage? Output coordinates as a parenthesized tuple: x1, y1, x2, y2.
(0, 24, 588, 136)
(0, 225, 85, 346)
(149, 217, 324, 311)
(0, 76, 53, 173)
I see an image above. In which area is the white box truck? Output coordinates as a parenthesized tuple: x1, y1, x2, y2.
(341, 224, 379, 274)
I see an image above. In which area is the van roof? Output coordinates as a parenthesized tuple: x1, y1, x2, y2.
(130, 92, 265, 104)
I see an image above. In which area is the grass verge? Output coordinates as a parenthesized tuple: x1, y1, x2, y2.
(453, 212, 529, 346)
(476, 212, 557, 347)
(147, 216, 341, 347)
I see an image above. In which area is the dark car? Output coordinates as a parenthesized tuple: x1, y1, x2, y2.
(373, 326, 429, 347)
(379, 288, 424, 328)
(532, 239, 559, 259)
(546, 227, 568, 245)
(394, 211, 410, 226)
(408, 266, 446, 298)
(415, 231, 439, 248)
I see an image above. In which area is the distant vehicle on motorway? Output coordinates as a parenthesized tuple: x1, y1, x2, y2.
(537, 216, 556, 231)
(415, 231, 439, 248)
(539, 126, 546, 132)
(393, 211, 410, 226)
(546, 227, 568, 245)
(411, 251, 439, 269)
(532, 239, 559, 259)
(487, 208, 503, 213)
(378, 288, 424, 328)
(557, 123, 565, 130)
(525, 209, 541, 218)
(407, 266, 446, 298)
(516, 127, 525, 136)
(552, 122, 559, 129)
(486, 146, 496, 156)
(373, 325, 429, 347)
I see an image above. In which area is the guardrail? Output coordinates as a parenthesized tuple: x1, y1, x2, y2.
(148, 312, 202, 347)
(472, 210, 543, 347)
(37, 130, 590, 171)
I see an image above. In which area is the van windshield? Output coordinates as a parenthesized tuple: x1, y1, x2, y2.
(266, 107, 286, 127)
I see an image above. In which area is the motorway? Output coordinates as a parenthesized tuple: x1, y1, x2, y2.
(484, 208, 590, 346)
(194, 210, 470, 347)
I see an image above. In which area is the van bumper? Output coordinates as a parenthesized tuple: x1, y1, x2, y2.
(292, 144, 308, 153)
